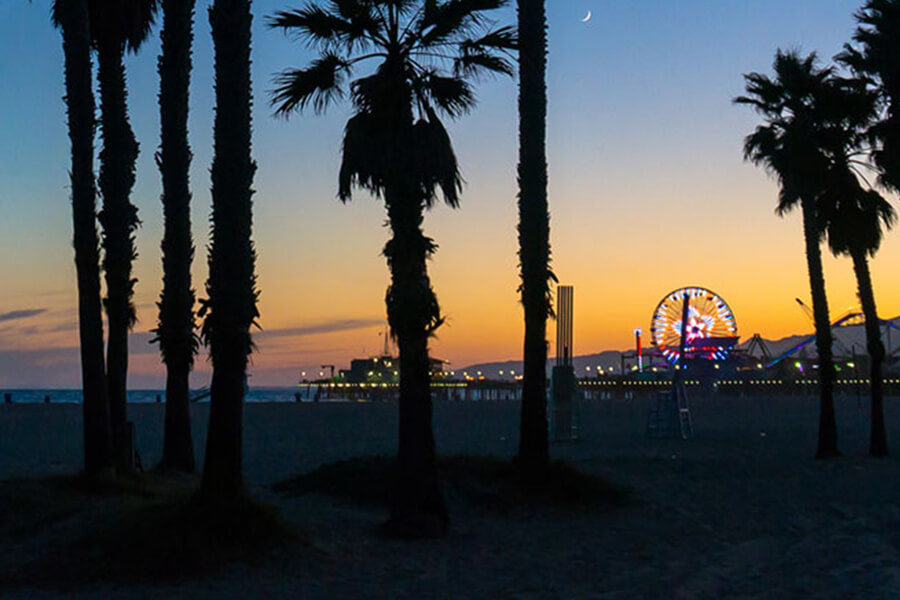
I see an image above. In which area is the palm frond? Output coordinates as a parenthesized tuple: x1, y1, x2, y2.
(454, 48, 513, 78)
(413, 106, 461, 207)
(841, 0, 900, 190)
(836, 43, 867, 74)
(416, 71, 475, 117)
(742, 125, 779, 166)
(824, 166, 896, 257)
(87, 0, 158, 52)
(450, 24, 516, 78)
(339, 111, 389, 200)
(775, 183, 802, 217)
(271, 2, 387, 51)
(414, 0, 507, 47)
(372, 0, 420, 12)
(349, 66, 403, 114)
(271, 54, 350, 116)
(460, 24, 516, 52)
(269, 5, 359, 48)
(270, 0, 514, 206)
(873, 114, 900, 190)
(734, 73, 785, 115)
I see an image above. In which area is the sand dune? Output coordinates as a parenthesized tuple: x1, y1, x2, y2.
(3, 392, 900, 598)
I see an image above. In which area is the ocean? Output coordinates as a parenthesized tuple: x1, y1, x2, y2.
(0, 386, 325, 404)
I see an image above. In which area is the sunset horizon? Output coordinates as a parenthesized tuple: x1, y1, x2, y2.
(4, 0, 895, 388)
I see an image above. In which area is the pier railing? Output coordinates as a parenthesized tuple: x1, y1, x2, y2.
(297, 376, 900, 401)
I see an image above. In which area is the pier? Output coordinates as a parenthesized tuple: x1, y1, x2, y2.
(297, 376, 900, 402)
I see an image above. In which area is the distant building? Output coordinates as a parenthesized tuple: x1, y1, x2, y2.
(338, 355, 447, 383)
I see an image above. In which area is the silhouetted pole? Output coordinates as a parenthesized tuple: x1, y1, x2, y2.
(676, 293, 690, 386)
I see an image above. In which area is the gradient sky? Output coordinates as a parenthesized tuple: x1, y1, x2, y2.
(2, 0, 896, 388)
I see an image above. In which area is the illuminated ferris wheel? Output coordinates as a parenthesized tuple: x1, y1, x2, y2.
(650, 287, 738, 363)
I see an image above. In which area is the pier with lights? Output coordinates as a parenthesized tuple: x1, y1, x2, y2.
(295, 286, 900, 403)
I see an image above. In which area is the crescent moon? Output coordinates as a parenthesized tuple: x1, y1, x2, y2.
(581, 11, 592, 23)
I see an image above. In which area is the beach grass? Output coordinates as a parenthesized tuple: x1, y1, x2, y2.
(0, 478, 87, 541)
(1, 475, 298, 589)
(272, 455, 630, 511)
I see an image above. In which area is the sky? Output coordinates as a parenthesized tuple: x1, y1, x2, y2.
(1, 0, 897, 388)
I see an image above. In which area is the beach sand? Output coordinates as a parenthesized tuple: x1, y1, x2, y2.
(3, 392, 900, 598)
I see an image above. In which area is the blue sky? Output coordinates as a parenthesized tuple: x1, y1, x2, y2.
(2, 0, 887, 388)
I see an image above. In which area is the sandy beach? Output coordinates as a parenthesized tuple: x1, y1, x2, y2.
(2, 392, 900, 598)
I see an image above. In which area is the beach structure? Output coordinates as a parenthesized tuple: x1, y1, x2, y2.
(650, 287, 739, 363)
(646, 287, 720, 439)
(551, 285, 578, 440)
(340, 356, 398, 383)
(336, 355, 445, 385)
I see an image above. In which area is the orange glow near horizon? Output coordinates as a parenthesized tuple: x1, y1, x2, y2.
(3, 0, 898, 388)
(4, 164, 900, 387)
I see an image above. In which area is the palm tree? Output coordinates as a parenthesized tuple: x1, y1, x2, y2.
(269, 0, 515, 536)
(515, 0, 552, 468)
(53, 0, 113, 477)
(155, 0, 198, 472)
(87, 0, 158, 472)
(839, 0, 900, 190)
(823, 168, 896, 457)
(736, 50, 849, 458)
(200, 0, 258, 498)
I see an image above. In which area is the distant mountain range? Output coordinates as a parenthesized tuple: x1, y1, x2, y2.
(457, 316, 900, 377)
(736, 315, 900, 360)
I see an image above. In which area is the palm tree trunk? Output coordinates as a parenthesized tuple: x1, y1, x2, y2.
(162, 360, 195, 470)
(391, 331, 445, 536)
(516, 0, 551, 467)
(384, 182, 448, 538)
(96, 40, 140, 473)
(201, 0, 257, 498)
(850, 250, 888, 457)
(203, 358, 246, 494)
(57, 0, 112, 477)
(801, 199, 839, 458)
(157, 0, 197, 472)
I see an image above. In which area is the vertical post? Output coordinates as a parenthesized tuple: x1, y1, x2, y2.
(556, 285, 573, 367)
(635, 328, 643, 373)
(674, 291, 694, 438)
(552, 285, 576, 440)
(672, 292, 690, 422)
(672, 290, 691, 400)
(678, 292, 690, 371)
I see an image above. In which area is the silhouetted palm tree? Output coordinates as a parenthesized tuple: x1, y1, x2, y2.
(53, 0, 113, 477)
(515, 0, 552, 469)
(823, 168, 896, 457)
(88, 0, 158, 472)
(736, 50, 851, 459)
(155, 0, 197, 472)
(269, 0, 514, 536)
(200, 0, 258, 498)
(839, 0, 900, 190)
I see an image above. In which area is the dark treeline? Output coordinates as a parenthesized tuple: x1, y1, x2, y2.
(50, 0, 546, 537)
(738, 0, 900, 458)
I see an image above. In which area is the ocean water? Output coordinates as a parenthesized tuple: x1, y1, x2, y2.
(0, 386, 326, 404)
